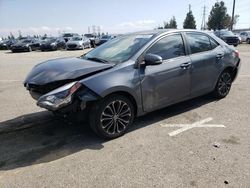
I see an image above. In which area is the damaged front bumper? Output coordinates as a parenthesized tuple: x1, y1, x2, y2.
(27, 81, 99, 112)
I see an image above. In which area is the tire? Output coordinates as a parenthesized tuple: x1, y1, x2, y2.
(89, 94, 135, 139)
(234, 44, 238, 47)
(247, 38, 250, 44)
(213, 70, 232, 99)
(28, 46, 32, 52)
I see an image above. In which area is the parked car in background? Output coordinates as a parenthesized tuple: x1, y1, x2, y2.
(62, 33, 80, 42)
(214, 30, 239, 46)
(0, 39, 10, 50)
(0, 39, 17, 50)
(66, 36, 91, 50)
(84, 33, 98, 47)
(11, 38, 40, 52)
(239, 31, 250, 43)
(40, 37, 66, 51)
(96, 35, 115, 46)
(24, 29, 240, 139)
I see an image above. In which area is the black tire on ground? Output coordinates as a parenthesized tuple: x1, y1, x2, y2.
(212, 70, 232, 99)
(89, 94, 135, 139)
(247, 38, 250, 44)
(234, 44, 238, 47)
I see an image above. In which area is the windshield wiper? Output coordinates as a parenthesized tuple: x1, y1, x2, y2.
(86, 57, 109, 64)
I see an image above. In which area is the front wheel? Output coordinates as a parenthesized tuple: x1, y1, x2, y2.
(89, 94, 135, 139)
(213, 70, 232, 99)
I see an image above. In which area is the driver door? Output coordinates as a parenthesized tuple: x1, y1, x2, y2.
(140, 33, 191, 112)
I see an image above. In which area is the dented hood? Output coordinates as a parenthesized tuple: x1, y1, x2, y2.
(24, 57, 114, 85)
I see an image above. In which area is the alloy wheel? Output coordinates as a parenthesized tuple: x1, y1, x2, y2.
(218, 72, 232, 96)
(100, 100, 132, 135)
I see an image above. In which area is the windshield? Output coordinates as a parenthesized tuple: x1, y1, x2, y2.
(83, 34, 153, 63)
(44, 38, 56, 42)
(71, 37, 82, 41)
(101, 35, 111, 39)
(220, 31, 234, 36)
(63, 33, 73, 37)
(21, 40, 32, 43)
(84, 34, 94, 38)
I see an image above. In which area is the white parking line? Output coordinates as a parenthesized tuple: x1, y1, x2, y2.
(239, 75, 250, 77)
(0, 80, 22, 82)
(161, 117, 225, 136)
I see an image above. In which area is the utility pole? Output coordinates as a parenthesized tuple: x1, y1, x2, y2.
(201, 6, 206, 30)
(231, 0, 236, 30)
(189, 4, 191, 12)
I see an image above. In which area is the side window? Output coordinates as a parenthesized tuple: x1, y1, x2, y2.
(146, 34, 185, 60)
(186, 33, 212, 54)
(209, 37, 219, 50)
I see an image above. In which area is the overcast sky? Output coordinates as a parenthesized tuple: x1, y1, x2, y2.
(0, 0, 249, 37)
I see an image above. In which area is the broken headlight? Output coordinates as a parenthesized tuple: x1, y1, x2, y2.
(37, 81, 81, 111)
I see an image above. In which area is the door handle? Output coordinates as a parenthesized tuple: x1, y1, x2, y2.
(180, 62, 191, 69)
(216, 53, 224, 59)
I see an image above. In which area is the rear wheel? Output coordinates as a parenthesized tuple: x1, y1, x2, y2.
(89, 94, 135, 139)
(213, 70, 232, 99)
(247, 38, 250, 44)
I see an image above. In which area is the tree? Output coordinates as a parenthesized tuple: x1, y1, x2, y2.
(207, 1, 231, 30)
(164, 16, 177, 29)
(164, 21, 170, 29)
(183, 10, 196, 29)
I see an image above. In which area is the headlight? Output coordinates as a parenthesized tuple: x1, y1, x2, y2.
(37, 81, 82, 111)
(51, 42, 56, 46)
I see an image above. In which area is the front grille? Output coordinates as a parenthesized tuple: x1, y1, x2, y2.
(67, 44, 77, 48)
(25, 80, 72, 95)
(226, 37, 238, 44)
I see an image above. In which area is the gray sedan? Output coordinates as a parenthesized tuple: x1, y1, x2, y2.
(66, 36, 91, 50)
(24, 29, 240, 139)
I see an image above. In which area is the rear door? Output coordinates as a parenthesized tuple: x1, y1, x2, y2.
(185, 32, 223, 96)
(140, 33, 191, 112)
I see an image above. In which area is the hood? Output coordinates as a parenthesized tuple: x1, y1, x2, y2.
(67, 41, 81, 45)
(24, 57, 114, 86)
(221, 35, 238, 38)
(41, 41, 55, 45)
(13, 42, 28, 47)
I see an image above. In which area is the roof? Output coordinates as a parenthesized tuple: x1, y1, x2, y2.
(124, 29, 207, 36)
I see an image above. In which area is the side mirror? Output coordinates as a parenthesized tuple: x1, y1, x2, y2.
(144, 53, 163, 66)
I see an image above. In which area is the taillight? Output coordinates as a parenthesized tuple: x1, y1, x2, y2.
(234, 50, 239, 58)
